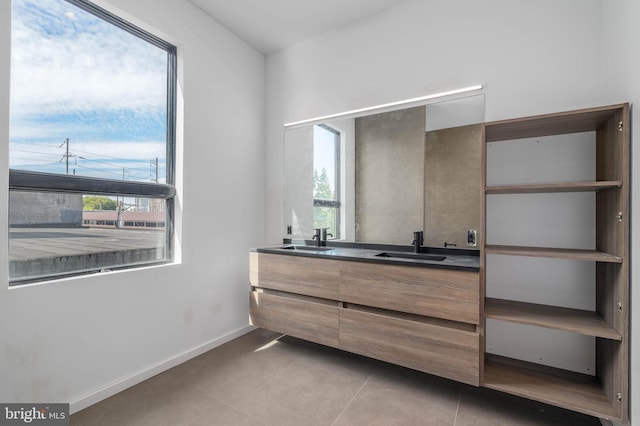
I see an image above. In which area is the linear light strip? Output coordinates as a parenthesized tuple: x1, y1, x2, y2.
(283, 84, 482, 127)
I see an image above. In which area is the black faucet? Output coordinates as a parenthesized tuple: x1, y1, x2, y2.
(444, 241, 457, 248)
(312, 228, 333, 247)
(321, 228, 333, 245)
(312, 228, 322, 247)
(313, 228, 333, 247)
(412, 231, 424, 253)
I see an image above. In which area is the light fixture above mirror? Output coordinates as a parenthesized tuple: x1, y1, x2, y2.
(284, 84, 483, 128)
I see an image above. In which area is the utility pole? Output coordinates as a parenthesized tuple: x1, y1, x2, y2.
(150, 157, 158, 182)
(59, 138, 74, 175)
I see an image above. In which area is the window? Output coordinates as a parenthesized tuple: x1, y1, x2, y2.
(9, 0, 176, 285)
(313, 124, 340, 239)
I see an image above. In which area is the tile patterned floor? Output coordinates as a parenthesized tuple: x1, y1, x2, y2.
(71, 329, 602, 426)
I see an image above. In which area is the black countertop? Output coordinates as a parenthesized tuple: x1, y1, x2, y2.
(253, 242, 480, 272)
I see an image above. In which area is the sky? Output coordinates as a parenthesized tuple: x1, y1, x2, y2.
(9, 0, 168, 183)
(313, 124, 338, 197)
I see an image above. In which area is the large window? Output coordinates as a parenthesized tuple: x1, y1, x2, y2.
(8, 0, 176, 285)
(313, 124, 340, 239)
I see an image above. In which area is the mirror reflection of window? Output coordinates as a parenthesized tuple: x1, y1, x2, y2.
(313, 124, 340, 239)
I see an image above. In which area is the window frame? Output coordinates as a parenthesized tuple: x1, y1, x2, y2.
(8, 0, 178, 285)
(312, 124, 341, 239)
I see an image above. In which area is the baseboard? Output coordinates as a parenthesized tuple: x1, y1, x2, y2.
(69, 324, 255, 414)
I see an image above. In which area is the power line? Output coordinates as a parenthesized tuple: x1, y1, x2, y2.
(72, 146, 164, 163)
(76, 156, 150, 174)
(11, 141, 165, 180)
(13, 148, 160, 173)
(10, 162, 62, 169)
(13, 143, 162, 166)
(74, 163, 129, 177)
(12, 149, 61, 157)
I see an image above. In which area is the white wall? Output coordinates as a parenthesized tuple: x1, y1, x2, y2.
(265, 0, 613, 243)
(0, 0, 265, 412)
(265, 0, 638, 423)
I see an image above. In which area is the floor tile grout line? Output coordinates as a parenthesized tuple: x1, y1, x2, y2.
(453, 390, 461, 426)
(202, 352, 307, 426)
(240, 334, 303, 394)
(194, 337, 304, 424)
(330, 374, 372, 426)
(259, 354, 302, 389)
(208, 395, 270, 426)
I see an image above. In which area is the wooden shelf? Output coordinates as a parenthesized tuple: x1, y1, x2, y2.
(485, 180, 622, 194)
(483, 104, 626, 142)
(483, 354, 619, 421)
(485, 298, 621, 340)
(485, 245, 622, 263)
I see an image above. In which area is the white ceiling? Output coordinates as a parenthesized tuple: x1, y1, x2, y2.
(188, 0, 416, 54)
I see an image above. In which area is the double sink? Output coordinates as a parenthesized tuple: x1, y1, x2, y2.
(280, 245, 446, 261)
(374, 251, 446, 261)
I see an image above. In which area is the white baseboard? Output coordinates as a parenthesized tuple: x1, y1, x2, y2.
(69, 325, 255, 414)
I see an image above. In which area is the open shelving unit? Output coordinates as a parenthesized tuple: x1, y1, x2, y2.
(481, 104, 629, 422)
(485, 180, 622, 194)
(484, 245, 622, 263)
(483, 354, 618, 419)
(485, 297, 621, 340)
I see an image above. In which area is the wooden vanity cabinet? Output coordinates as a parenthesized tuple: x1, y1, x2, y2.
(250, 253, 341, 347)
(250, 289, 340, 347)
(339, 305, 479, 385)
(249, 251, 481, 385)
(340, 261, 480, 324)
(250, 252, 340, 300)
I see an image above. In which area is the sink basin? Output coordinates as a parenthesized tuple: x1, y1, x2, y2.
(281, 245, 334, 252)
(375, 252, 446, 261)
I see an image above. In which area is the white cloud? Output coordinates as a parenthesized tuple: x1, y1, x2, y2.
(9, 0, 170, 179)
(10, 0, 167, 117)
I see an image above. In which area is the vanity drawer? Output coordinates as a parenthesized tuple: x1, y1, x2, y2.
(339, 262, 479, 324)
(251, 252, 340, 300)
(250, 289, 339, 347)
(339, 306, 480, 386)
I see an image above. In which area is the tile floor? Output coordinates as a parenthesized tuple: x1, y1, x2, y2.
(71, 329, 602, 426)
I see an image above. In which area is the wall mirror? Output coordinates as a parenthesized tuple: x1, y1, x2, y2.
(283, 93, 485, 248)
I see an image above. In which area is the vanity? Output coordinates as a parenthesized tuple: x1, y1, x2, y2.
(250, 245, 481, 385)
(250, 96, 630, 423)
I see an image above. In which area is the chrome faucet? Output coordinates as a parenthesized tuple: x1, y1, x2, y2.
(412, 231, 424, 253)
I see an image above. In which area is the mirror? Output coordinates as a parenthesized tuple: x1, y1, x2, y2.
(283, 94, 484, 248)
